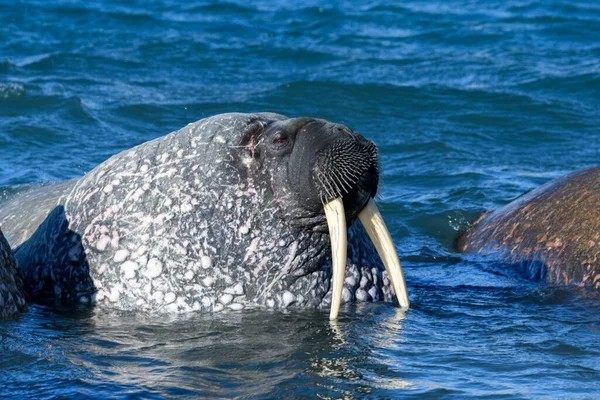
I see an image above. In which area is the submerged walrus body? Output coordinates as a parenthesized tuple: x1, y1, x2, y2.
(0, 113, 409, 318)
(457, 166, 600, 290)
(0, 227, 26, 317)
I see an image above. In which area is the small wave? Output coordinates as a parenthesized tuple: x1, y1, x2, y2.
(114, 103, 173, 119)
(49, 2, 159, 23)
(10, 53, 58, 69)
(183, 2, 255, 14)
(409, 209, 480, 248)
(261, 80, 420, 102)
(2, 91, 88, 115)
(163, 2, 257, 22)
(259, 80, 554, 122)
(401, 2, 512, 19)
(102, 9, 158, 23)
(0, 83, 25, 99)
(0, 60, 12, 73)
(502, 14, 591, 24)
(9, 52, 144, 73)
(0, 85, 97, 138)
(516, 72, 600, 100)
(361, 4, 412, 14)
(507, 2, 600, 22)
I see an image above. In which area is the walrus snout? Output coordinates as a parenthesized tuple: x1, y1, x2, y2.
(288, 119, 409, 319)
(312, 129, 379, 219)
(277, 118, 379, 219)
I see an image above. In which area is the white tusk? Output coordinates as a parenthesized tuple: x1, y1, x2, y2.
(358, 198, 410, 308)
(324, 197, 347, 320)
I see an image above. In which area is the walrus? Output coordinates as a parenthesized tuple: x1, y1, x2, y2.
(0, 227, 26, 317)
(457, 166, 600, 290)
(0, 113, 409, 319)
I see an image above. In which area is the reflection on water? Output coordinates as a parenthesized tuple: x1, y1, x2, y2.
(1, 281, 600, 397)
(325, 307, 413, 396)
(0, 305, 414, 398)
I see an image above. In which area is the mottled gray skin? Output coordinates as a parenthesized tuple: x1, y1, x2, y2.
(0, 113, 395, 313)
(457, 166, 600, 290)
(0, 227, 26, 317)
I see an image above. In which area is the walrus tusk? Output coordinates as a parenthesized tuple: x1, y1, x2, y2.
(325, 197, 409, 320)
(358, 198, 410, 308)
(324, 197, 347, 320)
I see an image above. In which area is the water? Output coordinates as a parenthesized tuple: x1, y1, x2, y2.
(1, 0, 600, 397)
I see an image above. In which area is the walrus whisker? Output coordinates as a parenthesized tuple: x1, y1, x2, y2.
(315, 168, 337, 201)
(335, 170, 356, 194)
(330, 171, 351, 195)
(316, 166, 342, 198)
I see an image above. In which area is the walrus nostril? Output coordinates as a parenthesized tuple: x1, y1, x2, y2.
(330, 123, 365, 142)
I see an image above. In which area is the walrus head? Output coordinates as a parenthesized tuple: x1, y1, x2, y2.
(239, 117, 410, 319)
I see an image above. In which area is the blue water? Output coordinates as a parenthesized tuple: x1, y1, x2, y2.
(1, 0, 600, 397)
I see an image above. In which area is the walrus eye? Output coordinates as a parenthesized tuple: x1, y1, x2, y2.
(266, 130, 292, 155)
(271, 131, 289, 145)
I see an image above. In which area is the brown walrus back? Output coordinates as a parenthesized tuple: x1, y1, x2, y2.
(457, 166, 600, 289)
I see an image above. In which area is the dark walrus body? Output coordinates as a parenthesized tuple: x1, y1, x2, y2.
(0, 227, 26, 317)
(457, 166, 600, 290)
(0, 113, 403, 315)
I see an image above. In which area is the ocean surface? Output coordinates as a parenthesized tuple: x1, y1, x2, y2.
(1, 0, 600, 398)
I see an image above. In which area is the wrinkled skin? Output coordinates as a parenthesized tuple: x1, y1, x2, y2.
(0, 113, 395, 313)
(0, 227, 26, 317)
(457, 166, 600, 290)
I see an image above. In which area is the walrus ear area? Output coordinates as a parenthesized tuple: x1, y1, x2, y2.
(236, 118, 276, 159)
